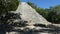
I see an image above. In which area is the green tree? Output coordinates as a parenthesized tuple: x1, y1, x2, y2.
(47, 5, 60, 24)
(0, 0, 20, 14)
(0, 0, 20, 32)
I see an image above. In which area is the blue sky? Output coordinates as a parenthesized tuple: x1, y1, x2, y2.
(21, 0, 60, 8)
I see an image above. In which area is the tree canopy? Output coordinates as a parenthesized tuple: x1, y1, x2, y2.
(0, 0, 20, 14)
(0, 0, 20, 31)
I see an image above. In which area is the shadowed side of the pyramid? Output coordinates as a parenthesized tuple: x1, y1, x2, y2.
(16, 2, 51, 25)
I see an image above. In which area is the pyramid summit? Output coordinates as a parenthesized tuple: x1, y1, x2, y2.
(12, 2, 51, 25)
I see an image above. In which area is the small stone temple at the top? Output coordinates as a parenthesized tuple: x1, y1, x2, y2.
(11, 2, 51, 25)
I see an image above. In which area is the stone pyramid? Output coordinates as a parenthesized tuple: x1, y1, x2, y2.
(12, 2, 51, 25)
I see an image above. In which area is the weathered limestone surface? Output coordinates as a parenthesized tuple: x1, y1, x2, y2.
(16, 2, 51, 25)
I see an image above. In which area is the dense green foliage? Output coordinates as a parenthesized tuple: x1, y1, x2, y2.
(0, 0, 20, 31)
(27, 2, 60, 24)
(0, 0, 20, 14)
(0, 0, 20, 24)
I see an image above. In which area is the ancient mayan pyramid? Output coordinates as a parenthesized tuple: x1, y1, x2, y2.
(10, 2, 51, 27)
(5, 2, 60, 34)
(15, 2, 51, 25)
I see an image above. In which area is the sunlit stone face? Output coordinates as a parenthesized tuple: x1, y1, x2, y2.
(16, 2, 51, 25)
